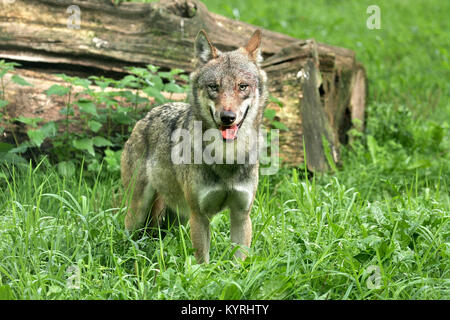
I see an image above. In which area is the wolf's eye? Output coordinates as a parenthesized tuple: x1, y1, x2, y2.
(208, 84, 219, 92)
(239, 83, 249, 91)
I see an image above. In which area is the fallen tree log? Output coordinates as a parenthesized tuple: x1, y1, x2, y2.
(0, 0, 367, 170)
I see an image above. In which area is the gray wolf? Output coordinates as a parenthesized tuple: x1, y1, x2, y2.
(121, 29, 267, 263)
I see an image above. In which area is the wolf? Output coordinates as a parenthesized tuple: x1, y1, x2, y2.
(121, 29, 267, 263)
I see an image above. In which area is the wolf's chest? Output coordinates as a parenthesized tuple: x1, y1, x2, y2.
(197, 181, 255, 216)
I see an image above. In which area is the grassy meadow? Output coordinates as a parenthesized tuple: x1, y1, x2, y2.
(0, 0, 448, 299)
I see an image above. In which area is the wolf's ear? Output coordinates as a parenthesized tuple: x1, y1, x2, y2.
(244, 29, 262, 63)
(195, 30, 219, 64)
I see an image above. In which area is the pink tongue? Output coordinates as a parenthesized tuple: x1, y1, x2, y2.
(221, 124, 238, 140)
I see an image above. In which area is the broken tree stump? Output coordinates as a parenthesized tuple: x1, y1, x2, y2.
(0, 0, 367, 171)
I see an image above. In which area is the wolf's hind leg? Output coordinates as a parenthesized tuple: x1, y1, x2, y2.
(124, 179, 155, 232)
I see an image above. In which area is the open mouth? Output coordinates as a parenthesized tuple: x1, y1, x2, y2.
(210, 106, 249, 142)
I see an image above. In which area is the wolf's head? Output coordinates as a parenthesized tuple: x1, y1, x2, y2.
(190, 29, 267, 141)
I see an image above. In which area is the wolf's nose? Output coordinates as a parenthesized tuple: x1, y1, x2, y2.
(220, 110, 236, 125)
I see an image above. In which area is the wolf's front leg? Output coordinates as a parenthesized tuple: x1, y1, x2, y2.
(230, 209, 252, 261)
(189, 212, 211, 263)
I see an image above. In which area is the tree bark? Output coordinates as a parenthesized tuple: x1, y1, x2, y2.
(0, 0, 367, 170)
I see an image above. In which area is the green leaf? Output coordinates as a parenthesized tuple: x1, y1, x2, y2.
(93, 79, 113, 90)
(27, 122, 56, 147)
(0, 142, 13, 153)
(72, 78, 91, 89)
(268, 95, 283, 108)
(0, 284, 14, 300)
(10, 143, 30, 154)
(0, 69, 10, 79)
(179, 74, 189, 82)
(16, 116, 43, 128)
(146, 64, 159, 73)
(111, 111, 133, 125)
(11, 74, 33, 87)
(57, 161, 76, 177)
(88, 120, 102, 132)
(164, 83, 185, 93)
(45, 84, 70, 97)
(73, 138, 95, 156)
(219, 282, 243, 300)
(157, 71, 174, 81)
(0, 61, 20, 78)
(117, 75, 140, 88)
(143, 87, 166, 104)
(271, 121, 289, 131)
(170, 68, 185, 75)
(0, 152, 26, 166)
(55, 74, 90, 88)
(0, 99, 8, 109)
(55, 73, 73, 82)
(264, 108, 276, 121)
(76, 99, 98, 116)
(127, 67, 149, 79)
(27, 129, 46, 147)
(104, 149, 122, 172)
(92, 136, 113, 147)
(148, 75, 165, 91)
(87, 158, 101, 173)
(407, 159, 432, 170)
(367, 135, 378, 164)
(47, 285, 62, 296)
(40, 122, 57, 137)
(259, 276, 292, 299)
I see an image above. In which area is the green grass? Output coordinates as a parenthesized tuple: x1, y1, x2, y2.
(0, 0, 449, 299)
(0, 155, 448, 299)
